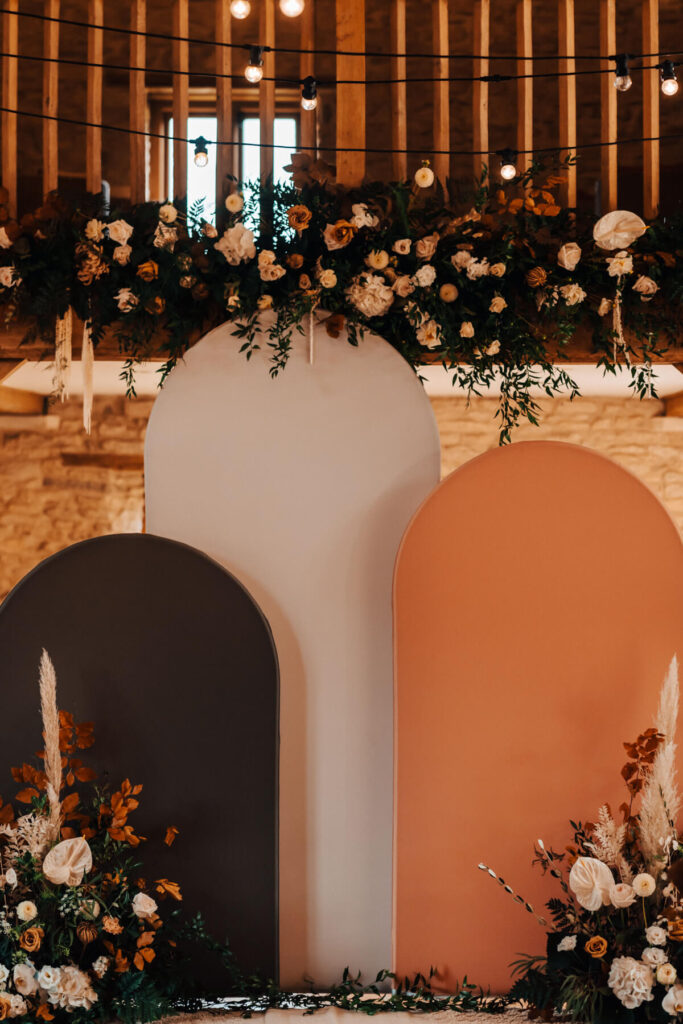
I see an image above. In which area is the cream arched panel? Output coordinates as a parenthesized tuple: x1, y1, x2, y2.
(145, 323, 441, 987)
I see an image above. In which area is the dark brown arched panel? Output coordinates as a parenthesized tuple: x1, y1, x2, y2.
(0, 533, 279, 983)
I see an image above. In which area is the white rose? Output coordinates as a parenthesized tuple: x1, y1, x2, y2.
(225, 193, 244, 214)
(606, 250, 633, 277)
(413, 264, 436, 288)
(439, 283, 458, 302)
(257, 249, 276, 268)
(319, 269, 337, 288)
(643, 946, 668, 967)
(393, 239, 411, 255)
(633, 274, 659, 300)
(658, 964, 677, 986)
(132, 892, 158, 919)
(451, 250, 473, 271)
(115, 288, 138, 313)
(557, 934, 577, 952)
(36, 966, 60, 991)
(0, 226, 11, 248)
(260, 263, 286, 282)
(486, 340, 501, 356)
(598, 297, 613, 316)
(489, 262, 506, 277)
(460, 321, 475, 338)
(568, 856, 614, 911)
(393, 275, 415, 298)
(43, 837, 93, 886)
(112, 244, 132, 265)
(214, 223, 256, 265)
(365, 249, 390, 271)
(489, 295, 507, 313)
(107, 219, 134, 245)
(346, 272, 394, 318)
(0, 266, 16, 288)
(16, 901, 37, 922)
(12, 964, 37, 996)
(416, 232, 439, 261)
(158, 203, 178, 224)
(557, 242, 582, 271)
(610, 883, 636, 908)
(646, 925, 668, 946)
(663, 983, 683, 1015)
(414, 165, 434, 188)
(350, 203, 378, 229)
(594, 209, 646, 251)
(85, 219, 105, 241)
(560, 283, 586, 306)
(0, 966, 8, 986)
(633, 873, 657, 897)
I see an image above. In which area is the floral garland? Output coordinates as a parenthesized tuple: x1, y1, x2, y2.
(0, 156, 679, 441)
(489, 657, 683, 1023)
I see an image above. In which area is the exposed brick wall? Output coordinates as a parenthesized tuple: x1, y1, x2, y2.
(0, 393, 681, 602)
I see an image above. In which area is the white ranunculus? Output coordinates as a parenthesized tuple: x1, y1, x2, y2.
(413, 264, 436, 288)
(633, 274, 659, 300)
(37, 966, 60, 991)
(9, 994, 26, 1017)
(557, 934, 577, 952)
(560, 283, 586, 306)
(107, 219, 134, 245)
(16, 901, 37, 922)
(646, 925, 668, 946)
(214, 223, 256, 265)
(608, 956, 654, 1009)
(12, 964, 37, 996)
(131, 892, 158, 920)
(557, 242, 582, 270)
(225, 193, 244, 214)
(0, 227, 11, 249)
(633, 873, 657, 897)
(346, 273, 394, 318)
(460, 321, 475, 338)
(489, 295, 507, 313)
(658, 964, 678, 986)
(594, 209, 646, 251)
(663, 983, 683, 1015)
(158, 203, 178, 224)
(568, 856, 614, 911)
(643, 946, 668, 967)
(610, 883, 636, 908)
(42, 837, 92, 886)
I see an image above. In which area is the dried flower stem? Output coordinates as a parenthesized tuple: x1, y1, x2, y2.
(477, 862, 547, 926)
(39, 650, 62, 842)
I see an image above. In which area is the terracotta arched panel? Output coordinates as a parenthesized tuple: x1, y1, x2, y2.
(0, 534, 278, 982)
(393, 441, 683, 993)
(145, 325, 441, 987)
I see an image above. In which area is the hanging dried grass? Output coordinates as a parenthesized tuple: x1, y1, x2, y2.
(39, 650, 62, 842)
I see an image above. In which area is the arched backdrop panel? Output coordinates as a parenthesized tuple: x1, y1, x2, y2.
(393, 441, 683, 993)
(0, 533, 279, 981)
(145, 324, 441, 987)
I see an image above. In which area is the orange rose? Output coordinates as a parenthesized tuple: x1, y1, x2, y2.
(323, 220, 356, 251)
(584, 935, 608, 958)
(669, 919, 683, 941)
(20, 926, 44, 953)
(0, 995, 11, 1020)
(287, 205, 312, 234)
(136, 260, 159, 282)
(287, 253, 304, 269)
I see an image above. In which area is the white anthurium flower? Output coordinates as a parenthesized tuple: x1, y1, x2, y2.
(593, 209, 647, 250)
(568, 856, 615, 911)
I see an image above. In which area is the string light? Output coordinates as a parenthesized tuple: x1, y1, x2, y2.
(613, 53, 632, 92)
(279, 0, 305, 15)
(661, 59, 679, 96)
(301, 76, 317, 110)
(245, 45, 264, 84)
(193, 136, 209, 167)
(498, 148, 518, 180)
(229, 0, 251, 17)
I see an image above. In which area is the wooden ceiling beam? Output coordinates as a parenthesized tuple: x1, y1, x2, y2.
(664, 391, 683, 417)
(0, 384, 45, 414)
(0, 358, 26, 382)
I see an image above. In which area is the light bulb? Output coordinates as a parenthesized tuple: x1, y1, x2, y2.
(614, 75, 632, 91)
(245, 45, 264, 84)
(613, 54, 632, 92)
(301, 75, 317, 111)
(661, 60, 679, 96)
(498, 148, 517, 181)
(279, 0, 305, 15)
(193, 137, 209, 167)
(230, 0, 250, 18)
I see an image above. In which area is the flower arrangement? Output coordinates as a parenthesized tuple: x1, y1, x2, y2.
(0, 157, 679, 441)
(490, 656, 683, 1023)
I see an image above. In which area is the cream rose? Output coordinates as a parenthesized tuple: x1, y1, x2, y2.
(0, 266, 16, 288)
(0, 227, 11, 249)
(202, 222, 218, 238)
(37, 966, 60, 991)
(153, 222, 177, 251)
(12, 964, 37, 997)
(393, 275, 415, 298)
(416, 233, 439, 261)
(131, 892, 158, 920)
(489, 295, 507, 313)
(85, 219, 105, 241)
(489, 262, 506, 277)
(257, 294, 273, 310)
(633, 873, 657, 898)
(16, 901, 37, 922)
(466, 258, 490, 280)
(9, 994, 26, 1017)
(0, 966, 7, 986)
(560, 283, 586, 306)
(647, 925, 668, 946)
(112, 244, 131, 265)
(568, 856, 614, 911)
(260, 263, 286, 282)
(633, 275, 659, 300)
(610, 883, 636, 908)
(107, 219, 134, 245)
(439, 283, 458, 302)
(643, 947, 668, 967)
(460, 321, 475, 338)
(451, 251, 472, 271)
(557, 242, 581, 271)
(486, 340, 501, 356)
(658, 964, 678, 986)
(158, 203, 178, 224)
(365, 250, 390, 271)
(225, 193, 244, 214)
(393, 239, 411, 255)
(319, 269, 337, 289)
(42, 837, 93, 887)
(557, 934, 577, 952)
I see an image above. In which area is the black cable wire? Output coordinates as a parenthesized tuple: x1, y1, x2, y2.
(2, 4, 683, 65)
(3, 102, 682, 157)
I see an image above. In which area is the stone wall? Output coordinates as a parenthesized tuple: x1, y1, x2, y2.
(0, 393, 681, 601)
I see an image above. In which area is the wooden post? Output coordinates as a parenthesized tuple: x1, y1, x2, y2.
(86, 0, 103, 195)
(1, 0, 18, 215)
(259, 0, 275, 184)
(642, 0, 659, 218)
(43, 0, 60, 196)
(600, 0, 617, 211)
(300, 0, 316, 156)
(336, 0, 365, 186)
(390, 0, 407, 180)
(557, 0, 577, 207)
(173, 0, 189, 201)
(215, 0, 233, 215)
(129, 0, 146, 203)
(148, 105, 166, 201)
(516, 0, 532, 175)
(433, 0, 449, 187)
(472, 0, 489, 185)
